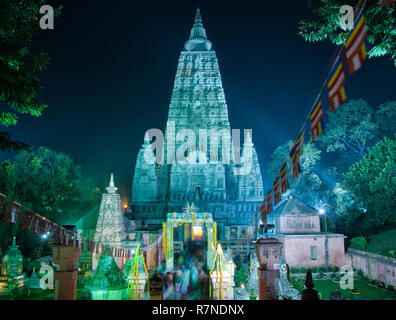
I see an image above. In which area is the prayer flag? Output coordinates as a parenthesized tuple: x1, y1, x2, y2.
(345, 13, 368, 74)
(327, 59, 347, 111)
(310, 99, 324, 142)
(280, 162, 288, 193)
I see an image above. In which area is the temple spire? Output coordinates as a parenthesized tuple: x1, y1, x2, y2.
(195, 7, 202, 23)
(184, 8, 212, 51)
(106, 173, 118, 194)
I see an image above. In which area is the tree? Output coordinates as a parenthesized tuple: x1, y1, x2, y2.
(342, 135, 396, 236)
(298, 0, 396, 66)
(318, 99, 378, 171)
(0, 147, 101, 255)
(0, 1, 62, 151)
(374, 100, 396, 140)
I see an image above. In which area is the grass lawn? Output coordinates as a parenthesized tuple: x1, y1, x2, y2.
(15, 288, 54, 300)
(313, 278, 395, 300)
(350, 229, 396, 258)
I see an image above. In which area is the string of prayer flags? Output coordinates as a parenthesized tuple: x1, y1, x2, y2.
(310, 99, 324, 142)
(327, 58, 347, 112)
(344, 12, 368, 74)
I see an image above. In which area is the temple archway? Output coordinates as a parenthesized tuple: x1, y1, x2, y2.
(164, 203, 216, 271)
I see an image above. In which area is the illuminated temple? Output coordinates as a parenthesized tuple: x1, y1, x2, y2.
(128, 8, 265, 257)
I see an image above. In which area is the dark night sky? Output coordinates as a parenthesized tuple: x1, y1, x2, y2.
(1, 0, 395, 201)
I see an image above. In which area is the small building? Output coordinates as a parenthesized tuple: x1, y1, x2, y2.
(266, 198, 345, 268)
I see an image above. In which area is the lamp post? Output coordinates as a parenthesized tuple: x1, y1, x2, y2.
(319, 208, 327, 233)
(319, 205, 330, 266)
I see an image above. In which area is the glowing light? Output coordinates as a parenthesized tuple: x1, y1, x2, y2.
(192, 225, 203, 239)
(319, 208, 325, 214)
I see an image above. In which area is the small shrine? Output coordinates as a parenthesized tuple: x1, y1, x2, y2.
(28, 268, 42, 289)
(0, 237, 28, 298)
(124, 245, 149, 300)
(86, 255, 128, 300)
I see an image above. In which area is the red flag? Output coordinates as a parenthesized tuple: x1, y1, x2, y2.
(50, 224, 59, 242)
(3, 201, 21, 223)
(32, 214, 43, 233)
(58, 227, 66, 244)
(20, 209, 34, 229)
(43, 218, 52, 235)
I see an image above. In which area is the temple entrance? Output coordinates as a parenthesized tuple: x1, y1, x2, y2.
(163, 204, 216, 272)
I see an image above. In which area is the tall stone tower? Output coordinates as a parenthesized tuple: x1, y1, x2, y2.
(94, 174, 126, 246)
(130, 9, 264, 246)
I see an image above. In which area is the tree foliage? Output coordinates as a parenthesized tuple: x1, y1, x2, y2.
(267, 141, 323, 208)
(318, 99, 379, 171)
(0, 147, 101, 255)
(0, 0, 62, 151)
(342, 135, 396, 235)
(298, 0, 396, 66)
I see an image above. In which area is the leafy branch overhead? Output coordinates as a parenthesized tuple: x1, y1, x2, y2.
(298, 0, 396, 66)
(0, 0, 62, 151)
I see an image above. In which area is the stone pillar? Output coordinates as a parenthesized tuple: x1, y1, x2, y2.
(254, 238, 282, 300)
(52, 244, 82, 300)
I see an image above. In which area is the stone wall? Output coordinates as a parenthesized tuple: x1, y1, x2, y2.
(345, 249, 396, 286)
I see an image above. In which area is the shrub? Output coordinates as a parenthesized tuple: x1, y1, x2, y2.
(357, 269, 365, 278)
(350, 236, 368, 250)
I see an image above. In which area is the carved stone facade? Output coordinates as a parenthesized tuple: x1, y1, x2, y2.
(94, 174, 127, 246)
(130, 9, 264, 242)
